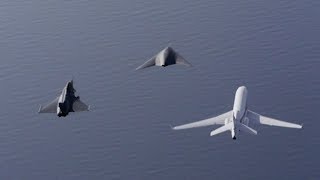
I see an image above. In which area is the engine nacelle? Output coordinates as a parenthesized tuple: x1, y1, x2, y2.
(242, 117, 250, 126)
(225, 118, 232, 125)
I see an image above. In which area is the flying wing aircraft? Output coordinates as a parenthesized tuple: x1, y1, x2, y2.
(38, 80, 90, 117)
(136, 46, 192, 70)
(173, 86, 302, 139)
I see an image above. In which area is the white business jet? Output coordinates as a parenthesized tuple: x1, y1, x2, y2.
(173, 86, 302, 139)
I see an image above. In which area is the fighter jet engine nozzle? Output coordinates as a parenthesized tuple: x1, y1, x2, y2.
(57, 103, 69, 117)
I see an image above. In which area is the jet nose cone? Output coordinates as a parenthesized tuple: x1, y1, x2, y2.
(237, 86, 248, 93)
(164, 46, 174, 54)
(67, 81, 73, 87)
(238, 86, 247, 91)
(165, 46, 172, 50)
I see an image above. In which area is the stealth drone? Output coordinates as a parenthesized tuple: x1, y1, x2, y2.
(136, 46, 192, 70)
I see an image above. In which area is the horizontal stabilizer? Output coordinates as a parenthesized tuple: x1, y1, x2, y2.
(238, 123, 257, 135)
(210, 123, 233, 136)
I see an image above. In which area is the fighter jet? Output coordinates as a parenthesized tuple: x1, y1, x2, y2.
(172, 86, 302, 139)
(38, 80, 90, 117)
(136, 46, 192, 70)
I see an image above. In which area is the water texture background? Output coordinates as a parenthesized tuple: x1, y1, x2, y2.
(0, 0, 319, 179)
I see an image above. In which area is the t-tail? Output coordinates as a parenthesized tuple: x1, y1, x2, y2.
(210, 121, 257, 140)
(210, 122, 235, 139)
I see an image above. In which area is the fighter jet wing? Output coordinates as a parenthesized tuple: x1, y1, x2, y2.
(72, 99, 90, 112)
(38, 97, 59, 113)
(136, 56, 156, 70)
(172, 110, 232, 130)
(246, 110, 302, 129)
(175, 52, 192, 67)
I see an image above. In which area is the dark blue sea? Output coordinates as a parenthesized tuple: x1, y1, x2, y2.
(0, 0, 319, 179)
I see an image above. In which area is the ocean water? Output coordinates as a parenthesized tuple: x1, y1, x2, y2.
(0, 0, 319, 179)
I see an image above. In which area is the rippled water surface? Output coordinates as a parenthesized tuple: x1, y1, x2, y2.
(0, 0, 319, 179)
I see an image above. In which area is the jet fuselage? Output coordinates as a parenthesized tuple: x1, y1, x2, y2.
(57, 81, 78, 117)
(231, 86, 248, 139)
(155, 47, 176, 67)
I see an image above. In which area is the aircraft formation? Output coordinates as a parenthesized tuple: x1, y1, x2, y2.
(38, 46, 302, 140)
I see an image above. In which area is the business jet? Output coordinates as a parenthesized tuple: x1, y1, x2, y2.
(173, 86, 302, 139)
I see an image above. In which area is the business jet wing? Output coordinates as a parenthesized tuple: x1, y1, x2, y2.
(172, 110, 232, 130)
(136, 56, 156, 70)
(72, 99, 90, 112)
(38, 97, 59, 113)
(247, 110, 302, 129)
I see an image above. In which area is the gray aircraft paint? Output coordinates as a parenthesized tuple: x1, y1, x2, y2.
(136, 46, 192, 70)
(38, 80, 89, 117)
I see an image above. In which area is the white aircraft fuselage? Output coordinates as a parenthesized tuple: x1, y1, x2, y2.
(230, 86, 248, 139)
